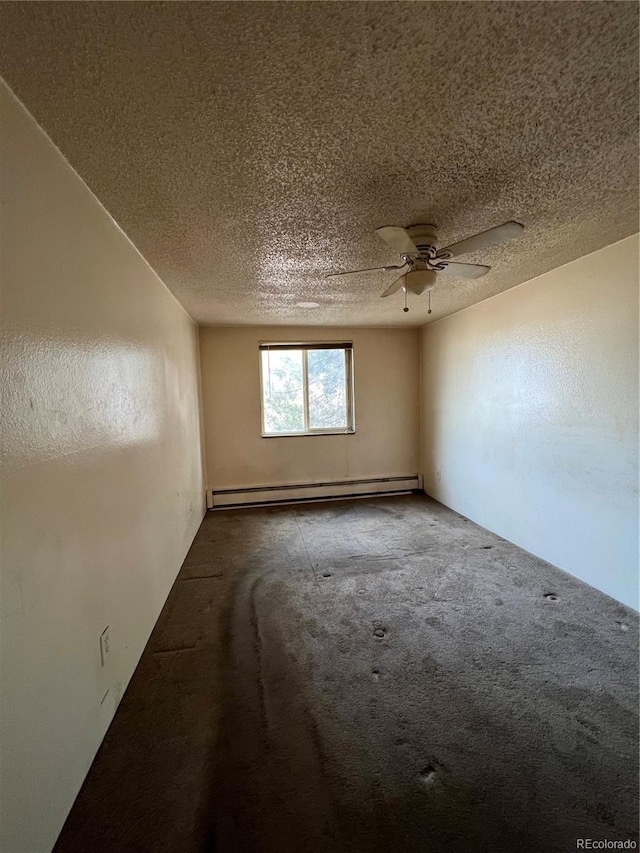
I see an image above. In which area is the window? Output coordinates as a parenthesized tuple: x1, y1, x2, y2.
(259, 342, 355, 436)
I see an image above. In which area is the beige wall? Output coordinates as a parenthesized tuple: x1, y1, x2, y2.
(420, 234, 639, 609)
(0, 82, 205, 852)
(199, 326, 420, 490)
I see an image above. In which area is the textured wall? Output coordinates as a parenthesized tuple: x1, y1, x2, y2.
(199, 326, 420, 490)
(0, 81, 205, 852)
(420, 234, 639, 608)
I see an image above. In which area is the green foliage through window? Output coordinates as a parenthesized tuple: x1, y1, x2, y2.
(261, 345, 353, 435)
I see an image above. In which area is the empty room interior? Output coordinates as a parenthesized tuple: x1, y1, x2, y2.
(1, 2, 639, 852)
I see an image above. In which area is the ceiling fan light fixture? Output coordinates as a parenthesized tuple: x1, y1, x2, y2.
(325, 220, 523, 309)
(405, 268, 437, 296)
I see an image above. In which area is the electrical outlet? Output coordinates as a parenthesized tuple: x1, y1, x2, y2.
(435, 469, 441, 482)
(100, 626, 111, 667)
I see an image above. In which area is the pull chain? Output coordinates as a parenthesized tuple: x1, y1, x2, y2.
(403, 286, 409, 313)
(428, 291, 432, 314)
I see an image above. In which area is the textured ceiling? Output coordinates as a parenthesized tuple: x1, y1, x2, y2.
(0, 2, 638, 327)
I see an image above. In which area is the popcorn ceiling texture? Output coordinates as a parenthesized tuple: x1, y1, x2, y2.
(0, 1, 637, 327)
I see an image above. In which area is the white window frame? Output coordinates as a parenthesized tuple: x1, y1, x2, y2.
(259, 342, 355, 438)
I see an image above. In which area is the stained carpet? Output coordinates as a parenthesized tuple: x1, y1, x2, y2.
(54, 495, 639, 853)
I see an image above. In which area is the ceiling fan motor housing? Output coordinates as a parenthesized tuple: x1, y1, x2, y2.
(404, 225, 439, 293)
(407, 224, 439, 259)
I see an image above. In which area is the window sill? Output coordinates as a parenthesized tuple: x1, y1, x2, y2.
(261, 429, 356, 438)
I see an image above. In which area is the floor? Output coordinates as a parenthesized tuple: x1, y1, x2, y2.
(55, 495, 639, 853)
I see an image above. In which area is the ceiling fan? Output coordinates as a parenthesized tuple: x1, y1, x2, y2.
(326, 221, 524, 310)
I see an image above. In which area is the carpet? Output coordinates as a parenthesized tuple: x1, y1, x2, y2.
(55, 495, 639, 853)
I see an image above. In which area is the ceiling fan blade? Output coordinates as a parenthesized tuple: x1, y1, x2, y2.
(380, 272, 406, 298)
(325, 263, 405, 279)
(375, 226, 419, 257)
(437, 221, 524, 259)
(438, 261, 491, 279)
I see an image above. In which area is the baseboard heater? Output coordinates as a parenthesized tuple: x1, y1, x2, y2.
(207, 475, 422, 509)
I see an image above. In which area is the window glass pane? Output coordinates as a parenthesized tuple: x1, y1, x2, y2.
(307, 348, 347, 429)
(261, 349, 305, 433)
